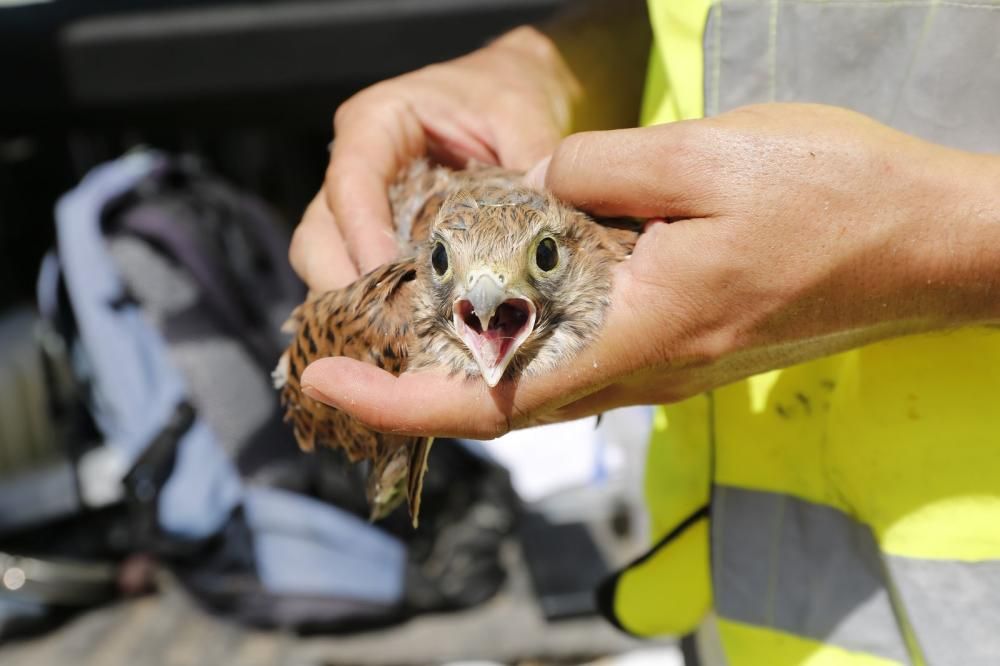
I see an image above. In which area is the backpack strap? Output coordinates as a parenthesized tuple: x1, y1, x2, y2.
(55, 151, 243, 539)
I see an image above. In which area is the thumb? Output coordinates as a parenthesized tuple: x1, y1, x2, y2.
(542, 124, 715, 219)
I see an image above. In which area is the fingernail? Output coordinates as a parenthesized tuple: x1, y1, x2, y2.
(301, 383, 329, 404)
(643, 217, 667, 233)
(523, 156, 551, 189)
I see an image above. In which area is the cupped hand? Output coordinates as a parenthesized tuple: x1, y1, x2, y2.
(300, 103, 1000, 438)
(289, 27, 578, 291)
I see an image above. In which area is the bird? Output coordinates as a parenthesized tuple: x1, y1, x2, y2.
(274, 160, 638, 526)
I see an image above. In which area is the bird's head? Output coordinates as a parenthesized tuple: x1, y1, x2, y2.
(412, 184, 627, 387)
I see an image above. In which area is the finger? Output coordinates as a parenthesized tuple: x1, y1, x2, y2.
(299, 270, 647, 438)
(299, 338, 621, 438)
(327, 98, 426, 274)
(491, 111, 563, 171)
(300, 357, 516, 440)
(289, 192, 360, 291)
(543, 124, 719, 218)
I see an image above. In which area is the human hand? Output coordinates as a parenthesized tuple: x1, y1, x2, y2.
(300, 103, 1000, 437)
(289, 27, 578, 291)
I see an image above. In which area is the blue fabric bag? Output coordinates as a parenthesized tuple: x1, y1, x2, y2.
(25, 151, 407, 630)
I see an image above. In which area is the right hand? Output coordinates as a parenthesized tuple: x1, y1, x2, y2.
(289, 26, 578, 292)
(298, 103, 1000, 439)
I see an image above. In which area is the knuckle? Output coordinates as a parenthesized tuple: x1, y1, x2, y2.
(492, 86, 530, 115)
(355, 400, 398, 434)
(323, 161, 359, 219)
(660, 121, 704, 163)
(553, 131, 586, 162)
(332, 102, 349, 129)
(547, 133, 587, 189)
(360, 414, 390, 434)
(333, 84, 388, 130)
(477, 412, 512, 440)
(323, 160, 340, 192)
(332, 95, 360, 130)
(288, 219, 311, 280)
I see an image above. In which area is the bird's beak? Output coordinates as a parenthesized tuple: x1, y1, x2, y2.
(453, 272, 536, 387)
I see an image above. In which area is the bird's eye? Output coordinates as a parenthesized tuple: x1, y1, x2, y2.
(535, 237, 558, 272)
(431, 242, 449, 275)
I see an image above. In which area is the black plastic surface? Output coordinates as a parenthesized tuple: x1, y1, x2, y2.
(519, 512, 612, 621)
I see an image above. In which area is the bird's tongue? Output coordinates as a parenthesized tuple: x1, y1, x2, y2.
(477, 304, 527, 362)
(454, 298, 536, 387)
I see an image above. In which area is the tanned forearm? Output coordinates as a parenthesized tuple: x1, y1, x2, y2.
(915, 149, 1000, 327)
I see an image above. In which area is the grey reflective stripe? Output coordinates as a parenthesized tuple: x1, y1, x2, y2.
(713, 486, 911, 663)
(704, 0, 1000, 151)
(887, 556, 1000, 666)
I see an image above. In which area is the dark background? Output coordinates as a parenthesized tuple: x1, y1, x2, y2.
(0, 0, 570, 311)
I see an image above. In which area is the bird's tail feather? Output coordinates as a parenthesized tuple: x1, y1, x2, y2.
(406, 437, 434, 528)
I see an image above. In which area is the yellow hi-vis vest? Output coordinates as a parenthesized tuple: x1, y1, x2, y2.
(596, 2, 1000, 664)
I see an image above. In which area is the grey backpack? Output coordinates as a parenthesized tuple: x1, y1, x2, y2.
(1, 152, 407, 636)
(0, 151, 517, 638)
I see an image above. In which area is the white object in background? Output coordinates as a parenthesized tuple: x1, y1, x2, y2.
(467, 406, 653, 507)
(585, 645, 685, 666)
(77, 444, 128, 508)
(599, 405, 655, 544)
(468, 416, 603, 503)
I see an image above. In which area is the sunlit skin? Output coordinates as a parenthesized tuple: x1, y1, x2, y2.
(292, 20, 1000, 440)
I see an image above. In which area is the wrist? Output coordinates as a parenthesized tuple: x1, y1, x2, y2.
(903, 147, 1000, 327)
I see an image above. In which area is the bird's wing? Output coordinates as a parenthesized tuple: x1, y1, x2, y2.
(276, 259, 432, 525)
(595, 222, 641, 259)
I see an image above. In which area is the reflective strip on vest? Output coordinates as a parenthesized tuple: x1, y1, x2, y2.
(886, 557, 1000, 665)
(704, 0, 1000, 152)
(713, 486, 911, 663)
(713, 484, 1000, 665)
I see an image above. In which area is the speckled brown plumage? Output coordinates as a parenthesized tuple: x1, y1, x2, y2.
(275, 160, 639, 526)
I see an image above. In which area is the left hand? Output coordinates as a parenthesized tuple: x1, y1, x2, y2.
(300, 103, 1000, 439)
(288, 26, 578, 292)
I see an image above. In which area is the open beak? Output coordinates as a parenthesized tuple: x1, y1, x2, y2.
(453, 272, 536, 387)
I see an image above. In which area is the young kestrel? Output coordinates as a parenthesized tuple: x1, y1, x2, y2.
(275, 161, 638, 525)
